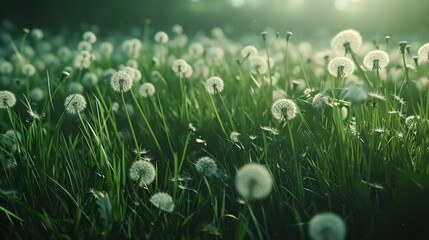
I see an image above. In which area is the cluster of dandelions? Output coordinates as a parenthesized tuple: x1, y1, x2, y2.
(129, 160, 156, 187)
(271, 98, 299, 121)
(235, 163, 273, 200)
(308, 212, 346, 240)
(0, 90, 17, 109)
(64, 94, 87, 114)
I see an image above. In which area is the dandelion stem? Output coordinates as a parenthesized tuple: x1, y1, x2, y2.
(121, 92, 139, 152)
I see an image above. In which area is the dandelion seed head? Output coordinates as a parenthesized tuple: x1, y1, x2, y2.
(271, 98, 298, 121)
(241, 45, 258, 58)
(249, 56, 268, 74)
(30, 88, 44, 102)
(0, 61, 13, 74)
(331, 29, 362, 55)
(172, 24, 183, 35)
(195, 156, 218, 177)
(235, 163, 273, 200)
(340, 86, 368, 104)
(230, 131, 241, 143)
(64, 94, 87, 114)
(111, 70, 133, 92)
(1, 130, 21, 147)
(0, 90, 16, 109)
(82, 72, 99, 87)
(154, 31, 169, 44)
(67, 82, 84, 94)
(205, 76, 224, 94)
(82, 31, 97, 44)
(363, 50, 390, 70)
(139, 82, 155, 97)
(21, 63, 36, 77)
(99, 42, 114, 56)
(78, 41, 92, 52)
(368, 92, 386, 101)
(188, 43, 204, 58)
(31, 28, 43, 40)
(129, 160, 156, 187)
(172, 59, 190, 75)
(206, 47, 224, 64)
(309, 212, 346, 240)
(405, 115, 420, 130)
(417, 42, 429, 62)
(150, 192, 174, 212)
(328, 57, 354, 78)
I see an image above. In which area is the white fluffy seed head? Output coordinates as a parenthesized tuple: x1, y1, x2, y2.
(230, 131, 241, 143)
(129, 160, 156, 187)
(327, 57, 354, 78)
(331, 29, 362, 56)
(64, 94, 87, 114)
(139, 82, 156, 97)
(271, 98, 299, 121)
(308, 212, 347, 240)
(205, 76, 224, 94)
(249, 56, 268, 74)
(417, 42, 429, 62)
(188, 43, 204, 58)
(111, 71, 133, 92)
(363, 50, 390, 70)
(172, 59, 190, 75)
(21, 63, 36, 77)
(0, 90, 17, 109)
(235, 163, 273, 200)
(150, 192, 174, 213)
(82, 31, 97, 44)
(195, 156, 218, 177)
(241, 45, 258, 58)
(154, 31, 169, 44)
(0, 61, 13, 74)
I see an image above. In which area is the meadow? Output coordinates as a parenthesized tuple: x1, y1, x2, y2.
(0, 23, 429, 239)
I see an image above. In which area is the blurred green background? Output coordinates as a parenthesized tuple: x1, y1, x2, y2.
(1, 0, 428, 37)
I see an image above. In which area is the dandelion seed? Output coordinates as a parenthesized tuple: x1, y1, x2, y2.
(308, 212, 346, 240)
(154, 31, 169, 44)
(260, 126, 279, 135)
(331, 29, 362, 55)
(150, 192, 174, 213)
(139, 82, 155, 97)
(241, 45, 258, 58)
(368, 92, 386, 101)
(111, 71, 133, 92)
(327, 57, 354, 78)
(129, 160, 156, 187)
(195, 156, 218, 177)
(21, 63, 36, 77)
(67, 82, 84, 94)
(172, 24, 183, 35)
(0, 90, 17, 109)
(271, 98, 298, 121)
(230, 131, 241, 143)
(64, 94, 87, 114)
(363, 50, 390, 70)
(235, 163, 273, 200)
(205, 76, 224, 94)
(206, 47, 224, 64)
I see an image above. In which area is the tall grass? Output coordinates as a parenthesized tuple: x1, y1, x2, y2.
(0, 26, 429, 239)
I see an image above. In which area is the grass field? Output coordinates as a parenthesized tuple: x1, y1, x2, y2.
(0, 25, 429, 239)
